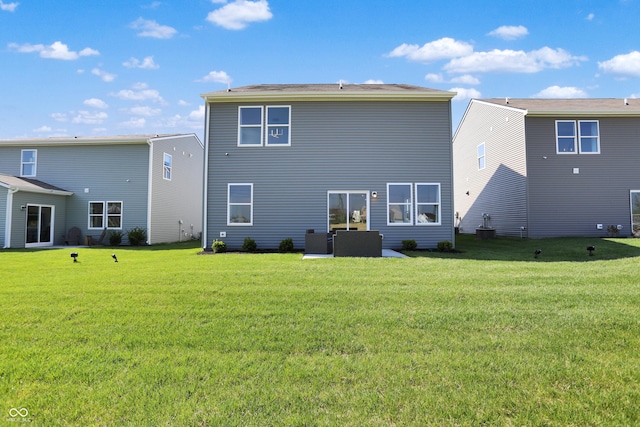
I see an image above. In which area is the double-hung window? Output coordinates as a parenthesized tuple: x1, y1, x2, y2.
(228, 183, 253, 225)
(238, 105, 291, 146)
(21, 149, 37, 177)
(556, 120, 600, 154)
(415, 183, 441, 225)
(89, 201, 123, 229)
(163, 153, 172, 180)
(238, 106, 263, 146)
(266, 106, 291, 146)
(387, 183, 413, 225)
(477, 143, 485, 170)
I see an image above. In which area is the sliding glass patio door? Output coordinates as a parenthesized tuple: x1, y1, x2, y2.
(328, 191, 369, 232)
(25, 204, 54, 247)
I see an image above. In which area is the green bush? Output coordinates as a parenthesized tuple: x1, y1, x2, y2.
(108, 230, 123, 246)
(437, 240, 453, 252)
(242, 237, 257, 252)
(212, 239, 227, 253)
(279, 238, 294, 253)
(401, 239, 418, 251)
(126, 227, 147, 246)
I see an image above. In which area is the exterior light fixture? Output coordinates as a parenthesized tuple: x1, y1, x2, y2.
(371, 191, 377, 198)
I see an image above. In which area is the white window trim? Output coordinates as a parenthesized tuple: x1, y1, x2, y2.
(238, 106, 264, 147)
(415, 183, 441, 226)
(106, 201, 123, 230)
(88, 201, 123, 230)
(556, 120, 577, 154)
(163, 153, 172, 181)
(477, 142, 486, 170)
(327, 190, 370, 232)
(387, 183, 413, 226)
(265, 105, 292, 147)
(227, 183, 253, 226)
(578, 120, 600, 154)
(20, 149, 37, 177)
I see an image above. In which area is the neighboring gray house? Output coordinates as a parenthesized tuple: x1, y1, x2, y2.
(0, 134, 203, 248)
(201, 83, 456, 251)
(453, 98, 640, 238)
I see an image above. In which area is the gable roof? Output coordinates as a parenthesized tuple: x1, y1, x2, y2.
(0, 133, 201, 147)
(475, 98, 640, 117)
(202, 83, 456, 102)
(0, 173, 73, 195)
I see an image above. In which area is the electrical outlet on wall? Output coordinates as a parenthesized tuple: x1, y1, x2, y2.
(220, 231, 226, 238)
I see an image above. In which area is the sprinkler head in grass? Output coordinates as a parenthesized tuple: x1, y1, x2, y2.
(112, 253, 118, 263)
(587, 245, 595, 256)
(70, 252, 78, 263)
(534, 249, 542, 258)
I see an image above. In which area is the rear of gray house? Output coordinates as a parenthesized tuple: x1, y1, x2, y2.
(201, 84, 456, 251)
(453, 98, 640, 238)
(0, 134, 203, 248)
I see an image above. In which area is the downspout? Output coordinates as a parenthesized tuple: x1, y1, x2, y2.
(202, 102, 211, 250)
(146, 139, 154, 245)
(4, 187, 18, 248)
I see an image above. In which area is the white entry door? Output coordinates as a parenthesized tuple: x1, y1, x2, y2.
(25, 204, 54, 247)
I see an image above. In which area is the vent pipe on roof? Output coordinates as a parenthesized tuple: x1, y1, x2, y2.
(624, 98, 629, 105)
(339, 80, 343, 90)
(505, 97, 509, 104)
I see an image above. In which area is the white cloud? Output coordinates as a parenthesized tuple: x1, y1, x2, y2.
(586, 13, 595, 21)
(33, 125, 52, 133)
(178, 100, 190, 106)
(92, 68, 117, 82)
(1, 1, 19, 12)
(8, 41, 99, 60)
(83, 98, 109, 109)
(206, 0, 273, 30)
(120, 117, 147, 128)
(363, 79, 384, 84)
(533, 85, 588, 98)
(123, 56, 159, 69)
(163, 106, 205, 130)
(121, 106, 162, 116)
(130, 18, 177, 39)
(444, 47, 587, 74)
(51, 112, 68, 122)
(197, 70, 232, 84)
(388, 37, 473, 63)
(450, 74, 480, 85)
(598, 51, 640, 78)
(425, 73, 445, 83)
(110, 83, 166, 104)
(72, 110, 108, 125)
(488, 25, 529, 40)
(450, 87, 481, 101)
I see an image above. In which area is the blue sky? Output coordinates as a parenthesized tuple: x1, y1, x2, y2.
(1, 0, 639, 141)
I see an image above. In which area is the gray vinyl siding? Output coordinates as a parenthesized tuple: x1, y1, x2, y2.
(207, 100, 454, 250)
(453, 102, 528, 237)
(525, 116, 640, 238)
(148, 135, 204, 244)
(9, 192, 67, 247)
(0, 144, 149, 245)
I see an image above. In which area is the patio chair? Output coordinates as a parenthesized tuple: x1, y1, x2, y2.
(87, 228, 107, 246)
(65, 227, 82, 246)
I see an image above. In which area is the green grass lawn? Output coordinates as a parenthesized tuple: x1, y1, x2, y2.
(1, 235, 639, 426)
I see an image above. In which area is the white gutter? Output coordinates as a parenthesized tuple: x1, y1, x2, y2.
(146, 138, 154, 245)
(202, 102, 211, 250)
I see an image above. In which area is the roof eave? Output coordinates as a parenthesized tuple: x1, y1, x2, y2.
(201, 91, 455, 103)
(526, 110, 640, 117)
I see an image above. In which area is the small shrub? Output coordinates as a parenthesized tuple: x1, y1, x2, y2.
(279, 238, 294, 253)
(242, 237, 257, 252)
(401, 239, 418, 251)
(127, 227, 147, 246)
(212, 239, 227, 253)
(108, 230, 123, 246)
(607, 225, 620, 237)
(437, 240, 453, 252)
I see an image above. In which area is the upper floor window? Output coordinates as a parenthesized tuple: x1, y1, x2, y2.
(228, 183, 253, 225)
(163, 153, 172, 180)
(266, 106, 291, 146)
(238, 105, 291, 147)
(387, 183, 413, 225)
(238, 106, 263, 146)
(21, 149, 37, 177)
(477, 143, 485, 170)
(556, 120, 599, 154)
(416, 183, 441, 225)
